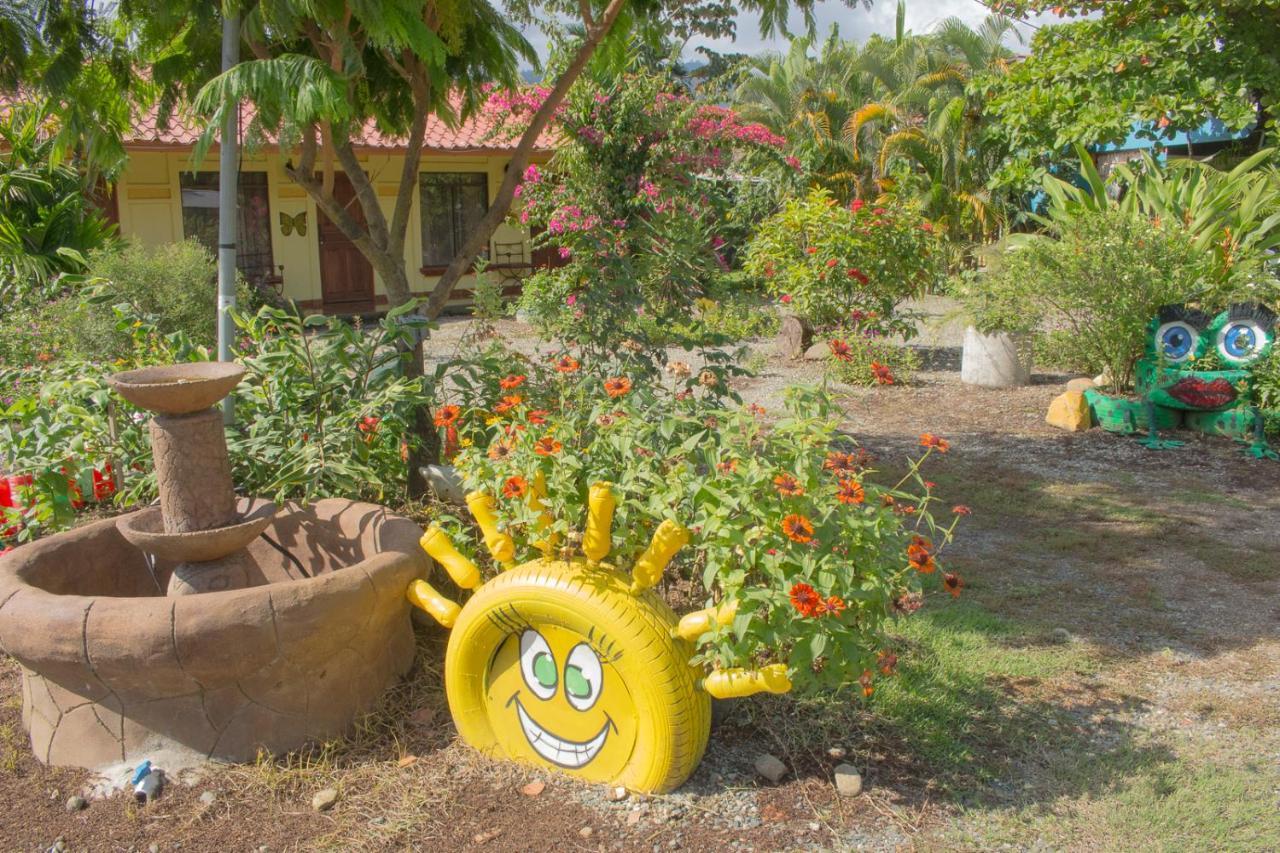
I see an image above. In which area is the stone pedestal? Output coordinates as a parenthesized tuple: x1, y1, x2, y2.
(150, 409, 237, 533)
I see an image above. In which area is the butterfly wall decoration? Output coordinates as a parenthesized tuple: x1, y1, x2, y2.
(280, 211, 307, 237)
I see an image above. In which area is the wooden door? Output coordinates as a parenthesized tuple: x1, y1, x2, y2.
(318, 174, 375, 313)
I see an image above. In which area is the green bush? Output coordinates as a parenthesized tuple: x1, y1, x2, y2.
(744, 188, 938, 331)
(977, 209, 1228, 390)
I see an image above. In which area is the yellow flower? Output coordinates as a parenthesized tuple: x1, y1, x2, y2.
(485, 416, 500, 426)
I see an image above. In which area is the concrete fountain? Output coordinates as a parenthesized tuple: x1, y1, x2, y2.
(0, 362, 428, 768)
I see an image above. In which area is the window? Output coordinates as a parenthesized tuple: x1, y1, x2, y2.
(179, 172, 276, 283)
(419, 172, 488, 268)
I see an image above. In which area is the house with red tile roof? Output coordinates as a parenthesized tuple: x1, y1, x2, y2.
(107, 101, 555, 313)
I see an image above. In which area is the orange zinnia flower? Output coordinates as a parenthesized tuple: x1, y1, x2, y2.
(527, 409, 549, 425)
(828, 338, 853, 362)
(717, 458, 738, 474)
(907, 541, 936, 575)
(859, 669, 874, 698)
(877, 650, 898, 676)
(919, 433, 950, 453)
(603, 376, 632, 398)
(554, 355, 580, 373)
(823, 450, 861, 475)
(494, 394, 524, 415)
(870, 361, 895, 385)
(952, 504, 972, 516)
(781, 513, 814, 543)
(533, 436, 563, 456)
(789, 582, 824, 617)
(488, 440, 514, 461)
(943, 572, 964, 598)
(433, 405, 460, 427)
(773, 473, 804, 496)
(835, 479, 865, 505)
(824, 595, 846, 615)
(502, 476, 528, 499)
(499, 374, 527, 390)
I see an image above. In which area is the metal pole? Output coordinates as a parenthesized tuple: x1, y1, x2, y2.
(216, 7, 239, 424)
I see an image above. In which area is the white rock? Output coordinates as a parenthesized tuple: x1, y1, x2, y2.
(833, 764, 863, 797)
(753, 753, 788, 783)
(311, 788, 339, 812)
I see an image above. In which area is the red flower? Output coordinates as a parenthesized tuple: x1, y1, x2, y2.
(851, 199, 865, 212)
(870, 361, 895, 385)
(553, 355, 580, 373)
(919, 433, 950, 453)
(444, 426, 459, 459)
(780, 294, 792, 304)
(717, 458, 739, 474)
(873, 207, 886, 215)
(781, 513, 814, 543)
(527, 409, 549, 425)
(502, 476, 528, 499)
(499, 374, 527, 390)
(908, 536, 936, 574)
(952, 505, 972, 516)
(790, 582, 824, 617)
(823, 450, 871, 474)
(434, 405, 461, 427)
(533, 436, 563, 456)
(835, 479, 865, 505)
(805, 246, 818, 255)
(603, 377, 632, 398)
(748, 403, 767, 417)
(847, 268, 868, 284)
(773, 473, 804, 497)
(358, 416, 380, 434)
(825, 258, 837, 268)
(494, 395, 524, 415)
(828, 339, 853, 362)
(824, 595, 846, 615)
(877, 651, 898, 676)
(943, 572, 964, 598)
(859, 669, 874, 697)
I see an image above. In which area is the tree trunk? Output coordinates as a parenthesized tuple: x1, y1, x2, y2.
(422, 0, 630, 319)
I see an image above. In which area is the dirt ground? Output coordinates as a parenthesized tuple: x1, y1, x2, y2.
(2, 314, 1278, 851)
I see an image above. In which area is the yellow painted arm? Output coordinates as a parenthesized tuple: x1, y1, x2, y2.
(701, 664, 792, 699)
(420, 525, 481, 590)
(582, 481, 616, 562)
(631, 519, 690, 593)
(465, 490, 516, 567)
(406, 579, 461, 628)
(528, 471, 558, 556)
(674, 600, 738, 641)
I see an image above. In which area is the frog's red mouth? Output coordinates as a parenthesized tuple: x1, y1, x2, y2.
(1167, 377, 1237, 409)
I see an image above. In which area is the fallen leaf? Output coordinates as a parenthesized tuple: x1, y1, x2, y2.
(473, 829, 502, 845)
(520, 780, 546, 797)
(397, 755, 418, 768)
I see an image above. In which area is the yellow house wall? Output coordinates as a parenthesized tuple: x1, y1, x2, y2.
(114, 147, 536, 312)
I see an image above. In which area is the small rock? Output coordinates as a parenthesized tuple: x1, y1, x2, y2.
(803, 342, 829, 361)
(579, 827, 593, 839)
(1066, 377, 1095, 394)
(607, 786, 629, 802)
(827, 746, 846, 760)
(1050, 628, 1072, 645)
(833, 764, 863, 797)
(369, 816, 388, 827)
(520, 780, 546, 797)
(753, 753, 787, 783)
(311, 788, 339, 812)
(149, 845, 160, 853)
(65, 795, 87, 812)
(198, 791, 217, 806)
(627, 810, 642, 826)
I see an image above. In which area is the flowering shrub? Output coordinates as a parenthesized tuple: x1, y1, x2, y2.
(495, 71, 791, 359)
(825, 330, 922, 387)
(744, 188, 939, 330)
(0, 299, 429, 546)
(442, 364, 966, 696)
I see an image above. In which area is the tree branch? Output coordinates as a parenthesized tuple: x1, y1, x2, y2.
(423, 0, 630, 319)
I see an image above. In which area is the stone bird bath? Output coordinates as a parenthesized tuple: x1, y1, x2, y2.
(0, 363, 428, 768)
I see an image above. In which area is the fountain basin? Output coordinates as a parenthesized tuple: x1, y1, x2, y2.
(116, 499, 277, 563)
(107, 362, 246, 415)
(0, 498, 428, 769)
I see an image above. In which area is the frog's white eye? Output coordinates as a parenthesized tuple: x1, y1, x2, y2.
(1157, 321, 1199, 363)
(519, 630, 557, 700)
(564, 643, 603, 711)
(1213, 303, 1276, 366)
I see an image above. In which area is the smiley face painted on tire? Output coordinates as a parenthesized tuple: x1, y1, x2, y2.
(483, 622, 635, 779)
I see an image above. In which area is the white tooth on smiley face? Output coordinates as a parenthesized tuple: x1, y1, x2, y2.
(514, 698, 612, 768)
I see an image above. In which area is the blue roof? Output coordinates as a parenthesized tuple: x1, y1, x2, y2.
(1093, 117, 1256, 153)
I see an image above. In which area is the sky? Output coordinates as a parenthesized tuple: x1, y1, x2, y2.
(522, 0, 1061, 63)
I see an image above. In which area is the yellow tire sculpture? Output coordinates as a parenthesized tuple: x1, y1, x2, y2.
(408, 482, 789, 794)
